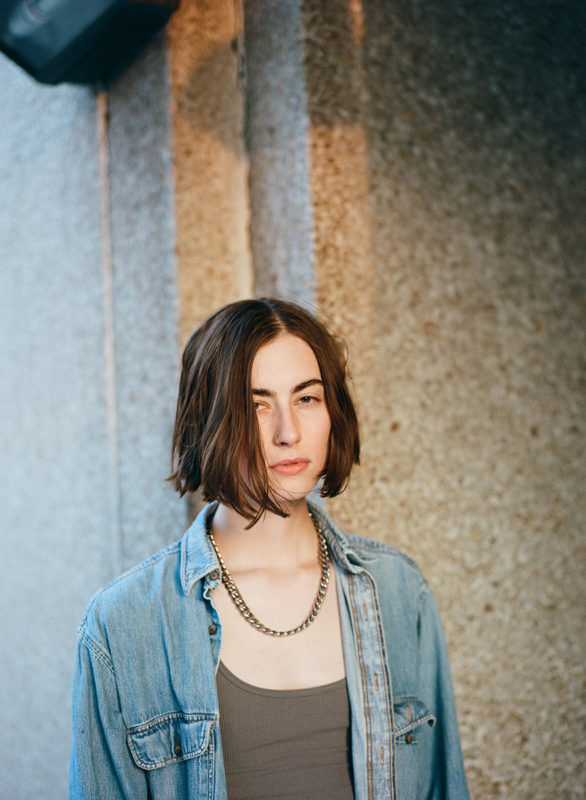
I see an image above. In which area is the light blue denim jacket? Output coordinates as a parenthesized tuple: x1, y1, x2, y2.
(70, 502, 469, 800)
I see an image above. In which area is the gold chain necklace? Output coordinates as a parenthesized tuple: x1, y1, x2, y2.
(206, 512, 331, 637)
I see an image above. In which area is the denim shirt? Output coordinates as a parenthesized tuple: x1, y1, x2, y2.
(70, 502, 469, 800)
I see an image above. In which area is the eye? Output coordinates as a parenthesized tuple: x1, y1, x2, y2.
(298, 394, 319, 405)
(252, 397, 271, 411)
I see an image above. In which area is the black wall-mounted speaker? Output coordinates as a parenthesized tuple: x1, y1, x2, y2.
(0, 0, 180, 85)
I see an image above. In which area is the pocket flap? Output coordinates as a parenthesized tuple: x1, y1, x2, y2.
(127, 712, 215, 770)
(393, 698, 436, 737)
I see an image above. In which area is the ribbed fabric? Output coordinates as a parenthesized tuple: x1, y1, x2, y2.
(217, 662, 355, 799)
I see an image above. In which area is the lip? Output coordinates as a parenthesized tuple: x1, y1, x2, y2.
(270, 458, 310, 475)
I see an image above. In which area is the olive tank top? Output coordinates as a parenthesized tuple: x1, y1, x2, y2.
(216, 661, 355, 799)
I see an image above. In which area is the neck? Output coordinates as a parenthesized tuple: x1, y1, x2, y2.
(210, 498, 319, 571)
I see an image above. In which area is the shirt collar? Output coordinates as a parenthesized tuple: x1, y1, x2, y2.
(180, 502, 220, 594)
(306, 499, 365, 574)
(180, 499, 364, 595)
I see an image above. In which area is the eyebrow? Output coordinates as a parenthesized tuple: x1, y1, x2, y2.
(252, 378, 323, 397)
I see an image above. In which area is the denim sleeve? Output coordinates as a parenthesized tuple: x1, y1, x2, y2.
(69, 628, 147, 800)
(417, 586, 470, 800)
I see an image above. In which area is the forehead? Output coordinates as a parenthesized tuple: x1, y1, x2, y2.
(251, 334, 321, 388)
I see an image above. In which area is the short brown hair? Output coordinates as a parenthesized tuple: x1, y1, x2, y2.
(169, 297, 359, 523)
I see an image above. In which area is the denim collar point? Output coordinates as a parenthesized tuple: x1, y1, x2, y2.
(181, 503, 221, 594)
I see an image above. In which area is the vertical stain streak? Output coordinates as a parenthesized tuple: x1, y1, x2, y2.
(349, 0, 365, 46)
(97, 90, 122, 577)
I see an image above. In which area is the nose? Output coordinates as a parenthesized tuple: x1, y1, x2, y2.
(273, 406, 301, 446)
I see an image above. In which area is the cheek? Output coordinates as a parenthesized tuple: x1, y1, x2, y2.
(316, 413, 332, 455)
(255, 418, 273, 455)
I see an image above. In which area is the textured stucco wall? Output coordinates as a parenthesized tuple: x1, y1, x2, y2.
(302, 1, 585, 797)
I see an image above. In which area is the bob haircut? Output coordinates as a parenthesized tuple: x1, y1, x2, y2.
(169, 297, 360, 524)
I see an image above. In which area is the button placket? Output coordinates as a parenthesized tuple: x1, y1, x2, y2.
(347, 570, 396, 799)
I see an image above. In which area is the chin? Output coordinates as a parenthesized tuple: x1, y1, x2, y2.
(272, 478, 320, 504)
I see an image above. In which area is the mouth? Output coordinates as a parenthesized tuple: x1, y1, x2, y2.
(270, 458, 310, 475)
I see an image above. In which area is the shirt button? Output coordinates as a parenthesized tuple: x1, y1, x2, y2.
(208, 624, 218, 635)
(405, 732, 414, 744)
(209, 570, 219, 581)
(174, 741, 182, 756)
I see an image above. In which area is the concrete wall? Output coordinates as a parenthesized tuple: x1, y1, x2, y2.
(0, 34, 184, 799)
(0, 60, 110, 800)
(0, 0, 583, 797)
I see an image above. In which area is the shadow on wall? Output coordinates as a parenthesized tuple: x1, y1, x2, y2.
(358, 0, 586, 285)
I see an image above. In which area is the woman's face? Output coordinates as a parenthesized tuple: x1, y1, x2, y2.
(249, 333, 331, 503)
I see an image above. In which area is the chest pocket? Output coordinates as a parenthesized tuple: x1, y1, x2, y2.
(393, 698, 435, 744)
(127, 712, 215, 770)
(393, 699, 436, 800)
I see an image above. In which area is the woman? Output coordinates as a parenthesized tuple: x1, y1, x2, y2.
(70, 297, 469, 799)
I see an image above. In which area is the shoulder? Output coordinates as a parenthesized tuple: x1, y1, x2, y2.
(310, 502, 425, 580)
(79, 540, 183, 643)
(338, 528, 429, 597)
(308, 498, 431, 609)
(341, 527, 424, 573)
